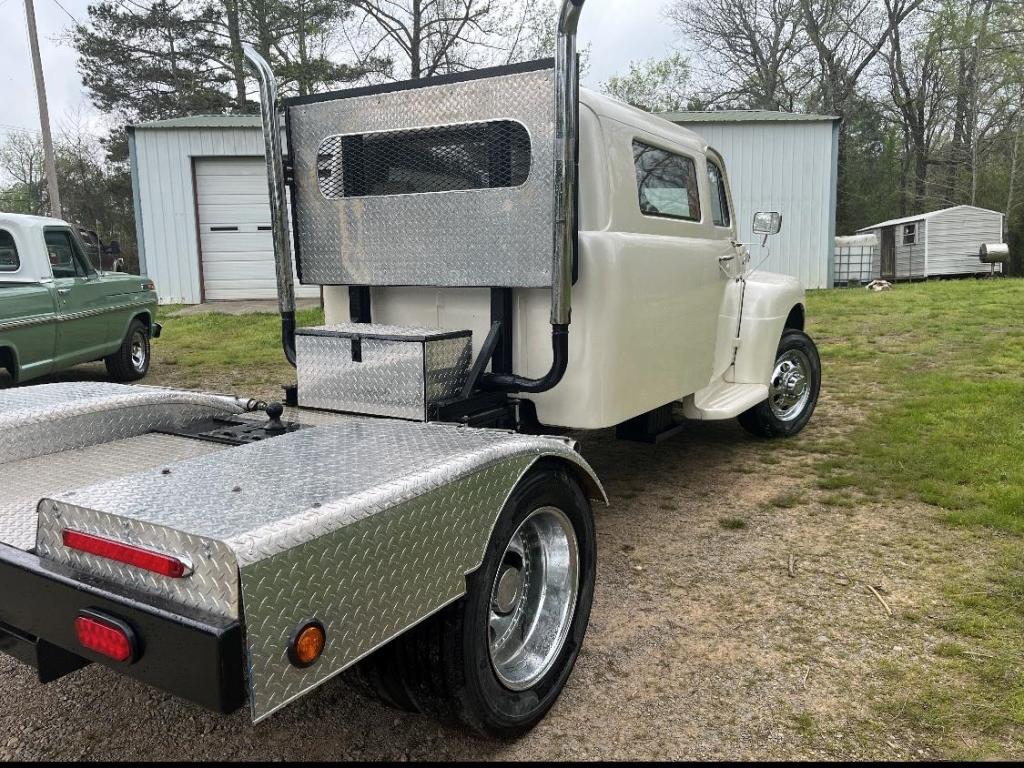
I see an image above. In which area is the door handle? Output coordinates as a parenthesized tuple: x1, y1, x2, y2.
(57, 288, 72, 296)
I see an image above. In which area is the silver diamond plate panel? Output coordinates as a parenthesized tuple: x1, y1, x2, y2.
(241, 456, 533, 721)
(37, 500, 242, 619)
(0, 433, 225, 551)
(0, 382, 251, 465)
(424, 336, 474, 403)
(30, 416, 605, 720)
(287, 66, 556, 287)
(296, 325, 471, 420)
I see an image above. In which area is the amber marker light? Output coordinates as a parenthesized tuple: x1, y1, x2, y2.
(288, 620, 326, 668)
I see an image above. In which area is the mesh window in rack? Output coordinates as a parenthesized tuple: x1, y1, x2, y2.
(316, 120, 532, 200)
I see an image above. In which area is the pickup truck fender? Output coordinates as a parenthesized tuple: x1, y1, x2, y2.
(729, 272, 806, 386)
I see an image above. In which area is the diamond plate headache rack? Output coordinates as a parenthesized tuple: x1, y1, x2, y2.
(283, 61, 556, 289)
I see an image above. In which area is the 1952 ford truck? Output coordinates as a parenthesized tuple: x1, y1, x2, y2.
(0, 0, 821, 740)
(0, 213, 160, 384)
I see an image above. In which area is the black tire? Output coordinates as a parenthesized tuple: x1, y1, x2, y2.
(738, 328, 821, 438)
(105, 319, 151, 382)
(345, 462, 596, 738)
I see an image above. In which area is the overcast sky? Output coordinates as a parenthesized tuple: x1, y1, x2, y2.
(0, 0, 680, 143)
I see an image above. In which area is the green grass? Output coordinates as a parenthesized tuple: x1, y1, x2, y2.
(806, 278, 1024, 751)
(147, 306, 324, 396)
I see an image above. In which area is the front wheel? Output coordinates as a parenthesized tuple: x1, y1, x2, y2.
(105, 319, 151, 382)
(344, 462, 596, 738)
(738, 329, 820, 438)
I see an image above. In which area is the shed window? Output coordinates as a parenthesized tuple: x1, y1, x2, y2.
(0, 230, 18, 271)
(633, 140, 701, 222)
(706, 159, 731, 227)
(902, 223, 918, 245)
(316, 120, 532, 199)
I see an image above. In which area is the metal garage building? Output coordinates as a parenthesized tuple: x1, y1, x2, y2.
(130, 108, 840, 304)
(663, 111, 840, 290)
(128, 115, 319, 304)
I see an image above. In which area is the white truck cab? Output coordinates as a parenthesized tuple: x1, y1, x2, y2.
(321, 89, 817, 435)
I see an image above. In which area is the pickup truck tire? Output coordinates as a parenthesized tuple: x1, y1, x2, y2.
(738, 329, 820, 438)
(344, 462, 596, 738)
(105, 319, 150, 382)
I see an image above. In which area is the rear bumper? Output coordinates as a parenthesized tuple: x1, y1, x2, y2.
(0, 544, 245, 714)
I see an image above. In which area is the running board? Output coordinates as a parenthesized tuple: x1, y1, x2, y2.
(681, 381, 768, 421)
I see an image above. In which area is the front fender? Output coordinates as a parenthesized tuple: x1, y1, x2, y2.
(730, 272, 805, 386)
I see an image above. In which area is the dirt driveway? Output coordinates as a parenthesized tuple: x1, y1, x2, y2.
(0, 378, 989, 760)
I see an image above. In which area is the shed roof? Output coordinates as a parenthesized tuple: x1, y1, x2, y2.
(133, 115, 262, 130)
(660, 109, 838, 123)
(857, 205, 1002, 232)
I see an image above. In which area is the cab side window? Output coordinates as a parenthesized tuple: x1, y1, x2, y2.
(633, 140, 701, 222)
(0, 230, 18, 272)
(707, 159, 731, 227)
(44, 229, 89, 279)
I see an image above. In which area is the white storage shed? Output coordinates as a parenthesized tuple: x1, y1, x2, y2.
(856, 205, 1004, 280)
(663, 110, 841, 289)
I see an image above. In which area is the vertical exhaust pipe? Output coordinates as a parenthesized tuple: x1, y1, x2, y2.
(243, 44, 297, 367)
(484, 0, 584, 394)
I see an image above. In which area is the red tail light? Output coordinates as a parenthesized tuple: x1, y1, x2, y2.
(62, 529, 191, 579)
(74, 613, 137, 663)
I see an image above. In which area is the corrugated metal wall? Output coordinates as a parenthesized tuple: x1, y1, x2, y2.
(926, 206, 1003, 276)
(131, 127, 264, 304)
(677, 120, 839, 289)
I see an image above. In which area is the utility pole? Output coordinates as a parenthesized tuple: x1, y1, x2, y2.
(24, 0, 62, 219)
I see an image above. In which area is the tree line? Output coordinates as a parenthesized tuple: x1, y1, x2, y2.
(604, 0, 1024, 274)
(2, 0, 1022, 276)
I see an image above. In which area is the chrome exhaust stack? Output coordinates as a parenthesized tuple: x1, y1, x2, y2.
(244, 44, 298, 367)
(482, 0, 584, 394)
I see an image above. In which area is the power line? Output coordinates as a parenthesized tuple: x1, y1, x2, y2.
(49, 0, 80, 24)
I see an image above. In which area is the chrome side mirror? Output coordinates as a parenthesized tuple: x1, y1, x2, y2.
(752, 211, 783, 236)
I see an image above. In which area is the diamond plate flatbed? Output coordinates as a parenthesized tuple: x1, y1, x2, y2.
(1, 382, 604, 722)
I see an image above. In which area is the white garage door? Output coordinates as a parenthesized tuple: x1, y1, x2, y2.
(195, 157, 319, 301)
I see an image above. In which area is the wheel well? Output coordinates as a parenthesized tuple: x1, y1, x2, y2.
(0, 347, 16, 380)
(533, 456, 607, 505)
(785, 304, 805, 331)
(132, 312, 152, 331)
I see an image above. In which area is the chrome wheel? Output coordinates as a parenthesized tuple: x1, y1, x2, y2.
(130, 332, 148, 371)
(768, 349, 812, 422)
(488, 506, 579, 691)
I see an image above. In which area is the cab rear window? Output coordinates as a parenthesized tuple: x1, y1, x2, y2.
(0, 230, 18, 271)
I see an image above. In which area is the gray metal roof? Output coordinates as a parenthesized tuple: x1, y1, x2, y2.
(661, 109, 838, 123)
(856, 205, 1001, 232)
(133, 115, 262, 130)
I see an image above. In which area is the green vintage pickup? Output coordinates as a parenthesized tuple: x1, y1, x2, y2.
(0, 213, 160, 384)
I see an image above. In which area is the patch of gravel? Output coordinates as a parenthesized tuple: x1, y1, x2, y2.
(0, 382, 1005, 760)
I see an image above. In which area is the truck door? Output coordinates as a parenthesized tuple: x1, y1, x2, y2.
(44, 227, 112, 366)
(630, 139, 731, 397)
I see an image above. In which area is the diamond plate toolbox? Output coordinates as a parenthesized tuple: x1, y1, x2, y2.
(295, 323, 473, 420)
